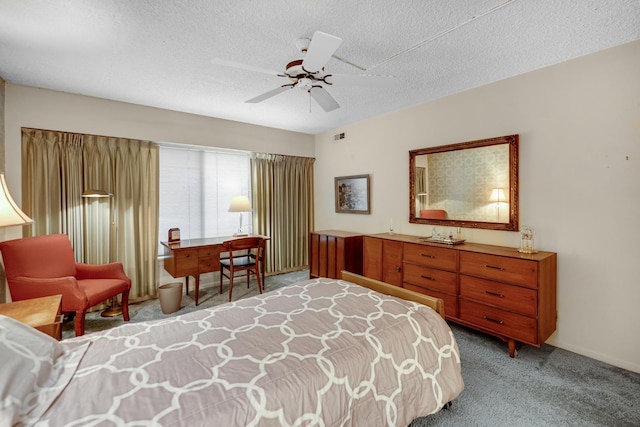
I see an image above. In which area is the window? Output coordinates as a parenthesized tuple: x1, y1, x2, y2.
(159, 145, 251, 246)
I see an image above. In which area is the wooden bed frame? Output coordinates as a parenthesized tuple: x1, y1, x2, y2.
(340, 271, 445, 319)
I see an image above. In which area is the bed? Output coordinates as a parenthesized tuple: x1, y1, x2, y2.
(1, 272, 464, 426)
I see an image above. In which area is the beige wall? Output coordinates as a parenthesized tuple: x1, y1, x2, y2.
(314, 41, 640, 373)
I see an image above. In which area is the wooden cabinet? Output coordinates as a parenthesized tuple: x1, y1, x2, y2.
(362, 233, 557, 357)
(363, 236, 403, 286)
(309, 231, 363, 279)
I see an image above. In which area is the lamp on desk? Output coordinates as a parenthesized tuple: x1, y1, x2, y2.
(0, 174, 33, 228)
(228, 195, 252, 237)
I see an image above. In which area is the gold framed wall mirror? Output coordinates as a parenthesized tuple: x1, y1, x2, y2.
(409, 134, 519, 231)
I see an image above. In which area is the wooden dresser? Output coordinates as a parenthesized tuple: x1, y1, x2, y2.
(363, 233, 557, 357)
(309, 230, 363, 279)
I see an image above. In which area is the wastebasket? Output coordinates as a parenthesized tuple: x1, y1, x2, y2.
(158, 282, 183, 314)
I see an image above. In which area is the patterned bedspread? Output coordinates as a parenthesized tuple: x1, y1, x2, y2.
(33, 278, 464, 426)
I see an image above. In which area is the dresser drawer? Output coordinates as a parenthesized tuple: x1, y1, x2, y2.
(460, 275, 537, 316)
(459, 252, 538, 288)
(403, 263, 457, 294)
(404, 284, 458, 319)
(173, 249, 198, 275)
(403, 243, 457, 271)
(198, 247, 220, 258)
(198, 257, 218, 273)
(459, 299, 537, 344)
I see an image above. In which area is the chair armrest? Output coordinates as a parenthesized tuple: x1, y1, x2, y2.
(75, 262, 130, 282)
(10, 276, 88, 312)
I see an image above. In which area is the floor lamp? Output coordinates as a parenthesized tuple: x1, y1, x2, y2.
(82, 188, 120, 317)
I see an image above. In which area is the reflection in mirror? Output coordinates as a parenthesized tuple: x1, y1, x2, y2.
(409, 135, 519, 231)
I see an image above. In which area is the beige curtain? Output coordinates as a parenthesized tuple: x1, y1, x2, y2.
(21, 128, 159, 300)
(251, 153, 315, 273)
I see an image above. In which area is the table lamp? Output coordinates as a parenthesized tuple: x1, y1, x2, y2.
(228, 195, 252, 236)
(0, 174, 33, 228)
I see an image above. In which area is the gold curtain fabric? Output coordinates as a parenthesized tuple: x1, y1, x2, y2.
(251, 153, 315, 273)
(21, 128, 159, 300)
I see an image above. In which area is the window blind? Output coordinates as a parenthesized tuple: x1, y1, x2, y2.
(159, 145, 251, 245)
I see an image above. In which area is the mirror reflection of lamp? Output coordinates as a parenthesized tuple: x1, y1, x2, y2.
(228, 195, 252, 237)
(490, 188, 507, 222)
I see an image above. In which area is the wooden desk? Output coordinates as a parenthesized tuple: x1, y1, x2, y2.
(161, 235, 268, 306)
(0, 295, 63, 340)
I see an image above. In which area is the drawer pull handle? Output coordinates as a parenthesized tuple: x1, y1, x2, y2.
(485, 290, 505, 298)
(185, 254, 190, 258)
(421, 254, 435, 258)
(395, 266, 401, 272)
(420, 275, 435, 281)
(485, 264, 504, 271)
(484, 316, 504, 325)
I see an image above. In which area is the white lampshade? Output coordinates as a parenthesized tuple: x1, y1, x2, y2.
(228, 195, 252, 212)
(490, 188, 507, 203)
(0, 174, 34, 227)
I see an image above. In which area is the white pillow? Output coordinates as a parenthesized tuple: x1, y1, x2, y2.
(0, 315, 88, 427)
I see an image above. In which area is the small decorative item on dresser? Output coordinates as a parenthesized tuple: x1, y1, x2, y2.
(518, 226, 537, 253)
(168, 227, 180, 243)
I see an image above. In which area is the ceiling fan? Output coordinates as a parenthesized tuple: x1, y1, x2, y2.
(212, 31, 396, 112)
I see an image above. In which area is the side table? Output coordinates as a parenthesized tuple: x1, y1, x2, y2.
(0, 295, 63, 340)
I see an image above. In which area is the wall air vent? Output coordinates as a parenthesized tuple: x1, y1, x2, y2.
(333, 132, 346, 141)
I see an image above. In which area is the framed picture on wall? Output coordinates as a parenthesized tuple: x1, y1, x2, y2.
(335, 174, 370, 214)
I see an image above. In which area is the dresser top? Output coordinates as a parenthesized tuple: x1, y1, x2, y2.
(312, 230, 365, 238)
(366, 233, 556, 261)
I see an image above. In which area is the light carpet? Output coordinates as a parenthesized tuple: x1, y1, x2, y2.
(63, 270, 640, 426)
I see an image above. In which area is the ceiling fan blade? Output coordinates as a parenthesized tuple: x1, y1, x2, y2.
(246, 86, 292, 103)
(325, 73, 398, 87)
(212, 57, 284, 76)
(302, 31, 342, 73)
(309, 86, 340, 112)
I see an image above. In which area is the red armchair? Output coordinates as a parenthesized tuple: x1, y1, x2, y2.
(0, 233, 130, 336)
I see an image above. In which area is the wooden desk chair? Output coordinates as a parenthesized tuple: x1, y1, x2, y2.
(219, 237, 265, 301)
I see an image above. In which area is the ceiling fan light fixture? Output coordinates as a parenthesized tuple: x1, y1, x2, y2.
(297, 77, 313, 90)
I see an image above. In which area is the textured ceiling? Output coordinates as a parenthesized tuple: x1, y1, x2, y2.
(1, 1, 639, 135)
